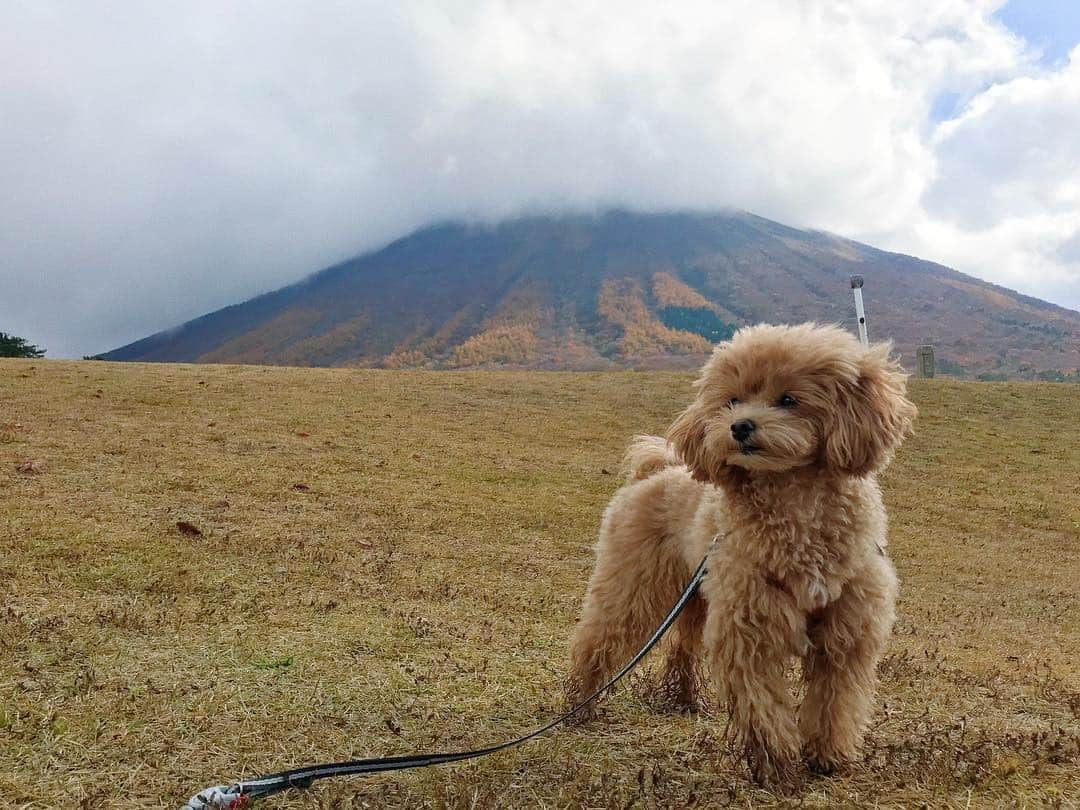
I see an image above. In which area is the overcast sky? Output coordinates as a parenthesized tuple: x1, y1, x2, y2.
(3, 1, 1080, 358)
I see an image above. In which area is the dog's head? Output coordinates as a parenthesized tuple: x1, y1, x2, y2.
(667, 323, 916, 481)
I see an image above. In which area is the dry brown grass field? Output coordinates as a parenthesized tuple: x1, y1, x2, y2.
(2, 359, 1078, 809)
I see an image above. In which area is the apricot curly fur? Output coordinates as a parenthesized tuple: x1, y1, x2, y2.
(566, 322, 916, 788)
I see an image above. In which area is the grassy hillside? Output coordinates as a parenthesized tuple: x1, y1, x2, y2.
(2, 359, 1078, 808)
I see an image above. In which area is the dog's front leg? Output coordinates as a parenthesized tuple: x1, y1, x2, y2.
(705, 571, 803, 787)
(800, 559, 897, 774)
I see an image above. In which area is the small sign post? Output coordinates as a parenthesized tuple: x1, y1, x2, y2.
(917, 345, 935, 378)
(850, 275, 869, 347)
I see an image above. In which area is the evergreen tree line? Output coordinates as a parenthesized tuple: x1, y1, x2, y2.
(0, 332, 45, 358)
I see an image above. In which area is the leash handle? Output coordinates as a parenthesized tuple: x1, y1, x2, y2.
(183, 784, 246, 809)
(184, 537, 719, 806)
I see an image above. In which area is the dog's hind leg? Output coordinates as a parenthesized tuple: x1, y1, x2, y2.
(657, 592, 707, 713)
(565, 488, 691, 719)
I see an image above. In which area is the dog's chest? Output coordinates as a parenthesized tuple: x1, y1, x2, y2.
(758, 520, 853, 613)
(730, 477, 875, 612)
(787, 563, 839, 613)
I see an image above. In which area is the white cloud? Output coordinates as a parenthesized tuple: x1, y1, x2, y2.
(0, 0, 1076, 357)
(909, 44, 1080, 305)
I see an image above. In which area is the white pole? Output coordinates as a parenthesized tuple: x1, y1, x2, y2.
(850, 275, 869, 347)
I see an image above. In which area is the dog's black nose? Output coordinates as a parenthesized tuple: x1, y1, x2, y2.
(731, 419, 756, 441)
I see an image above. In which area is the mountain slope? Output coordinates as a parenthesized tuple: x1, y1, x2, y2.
(101, 210, 1080, 378)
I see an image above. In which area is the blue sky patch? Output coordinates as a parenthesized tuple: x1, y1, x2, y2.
(996, 0, 1080, 67)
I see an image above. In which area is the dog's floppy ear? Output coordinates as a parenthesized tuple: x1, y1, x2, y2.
(823, 343, 917, 475)
(667, 400, 714, 482)
(667, 341, 734, 482)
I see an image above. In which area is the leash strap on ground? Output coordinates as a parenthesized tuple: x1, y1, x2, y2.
(183, 537, 719, 809)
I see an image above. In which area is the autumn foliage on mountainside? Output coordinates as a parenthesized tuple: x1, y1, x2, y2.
(100, 211, 1080, 379)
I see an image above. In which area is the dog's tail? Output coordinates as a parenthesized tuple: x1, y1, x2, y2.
(622, 435, 682, 481)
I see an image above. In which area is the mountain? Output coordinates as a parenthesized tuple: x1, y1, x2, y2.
(100, 210, 1080, 379)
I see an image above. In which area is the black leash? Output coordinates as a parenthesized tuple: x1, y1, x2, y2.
(184, 538, 717, 808)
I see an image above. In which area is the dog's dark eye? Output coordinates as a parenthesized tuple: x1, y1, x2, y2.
(777, 394, 798, 408)
(727, 397, 740, 408)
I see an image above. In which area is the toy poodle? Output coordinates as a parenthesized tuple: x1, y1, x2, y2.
(565, 322, 917, 786)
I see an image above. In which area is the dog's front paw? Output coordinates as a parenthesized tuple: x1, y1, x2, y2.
(745, 741, 801, 791)
(803, 747, 852, 777)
